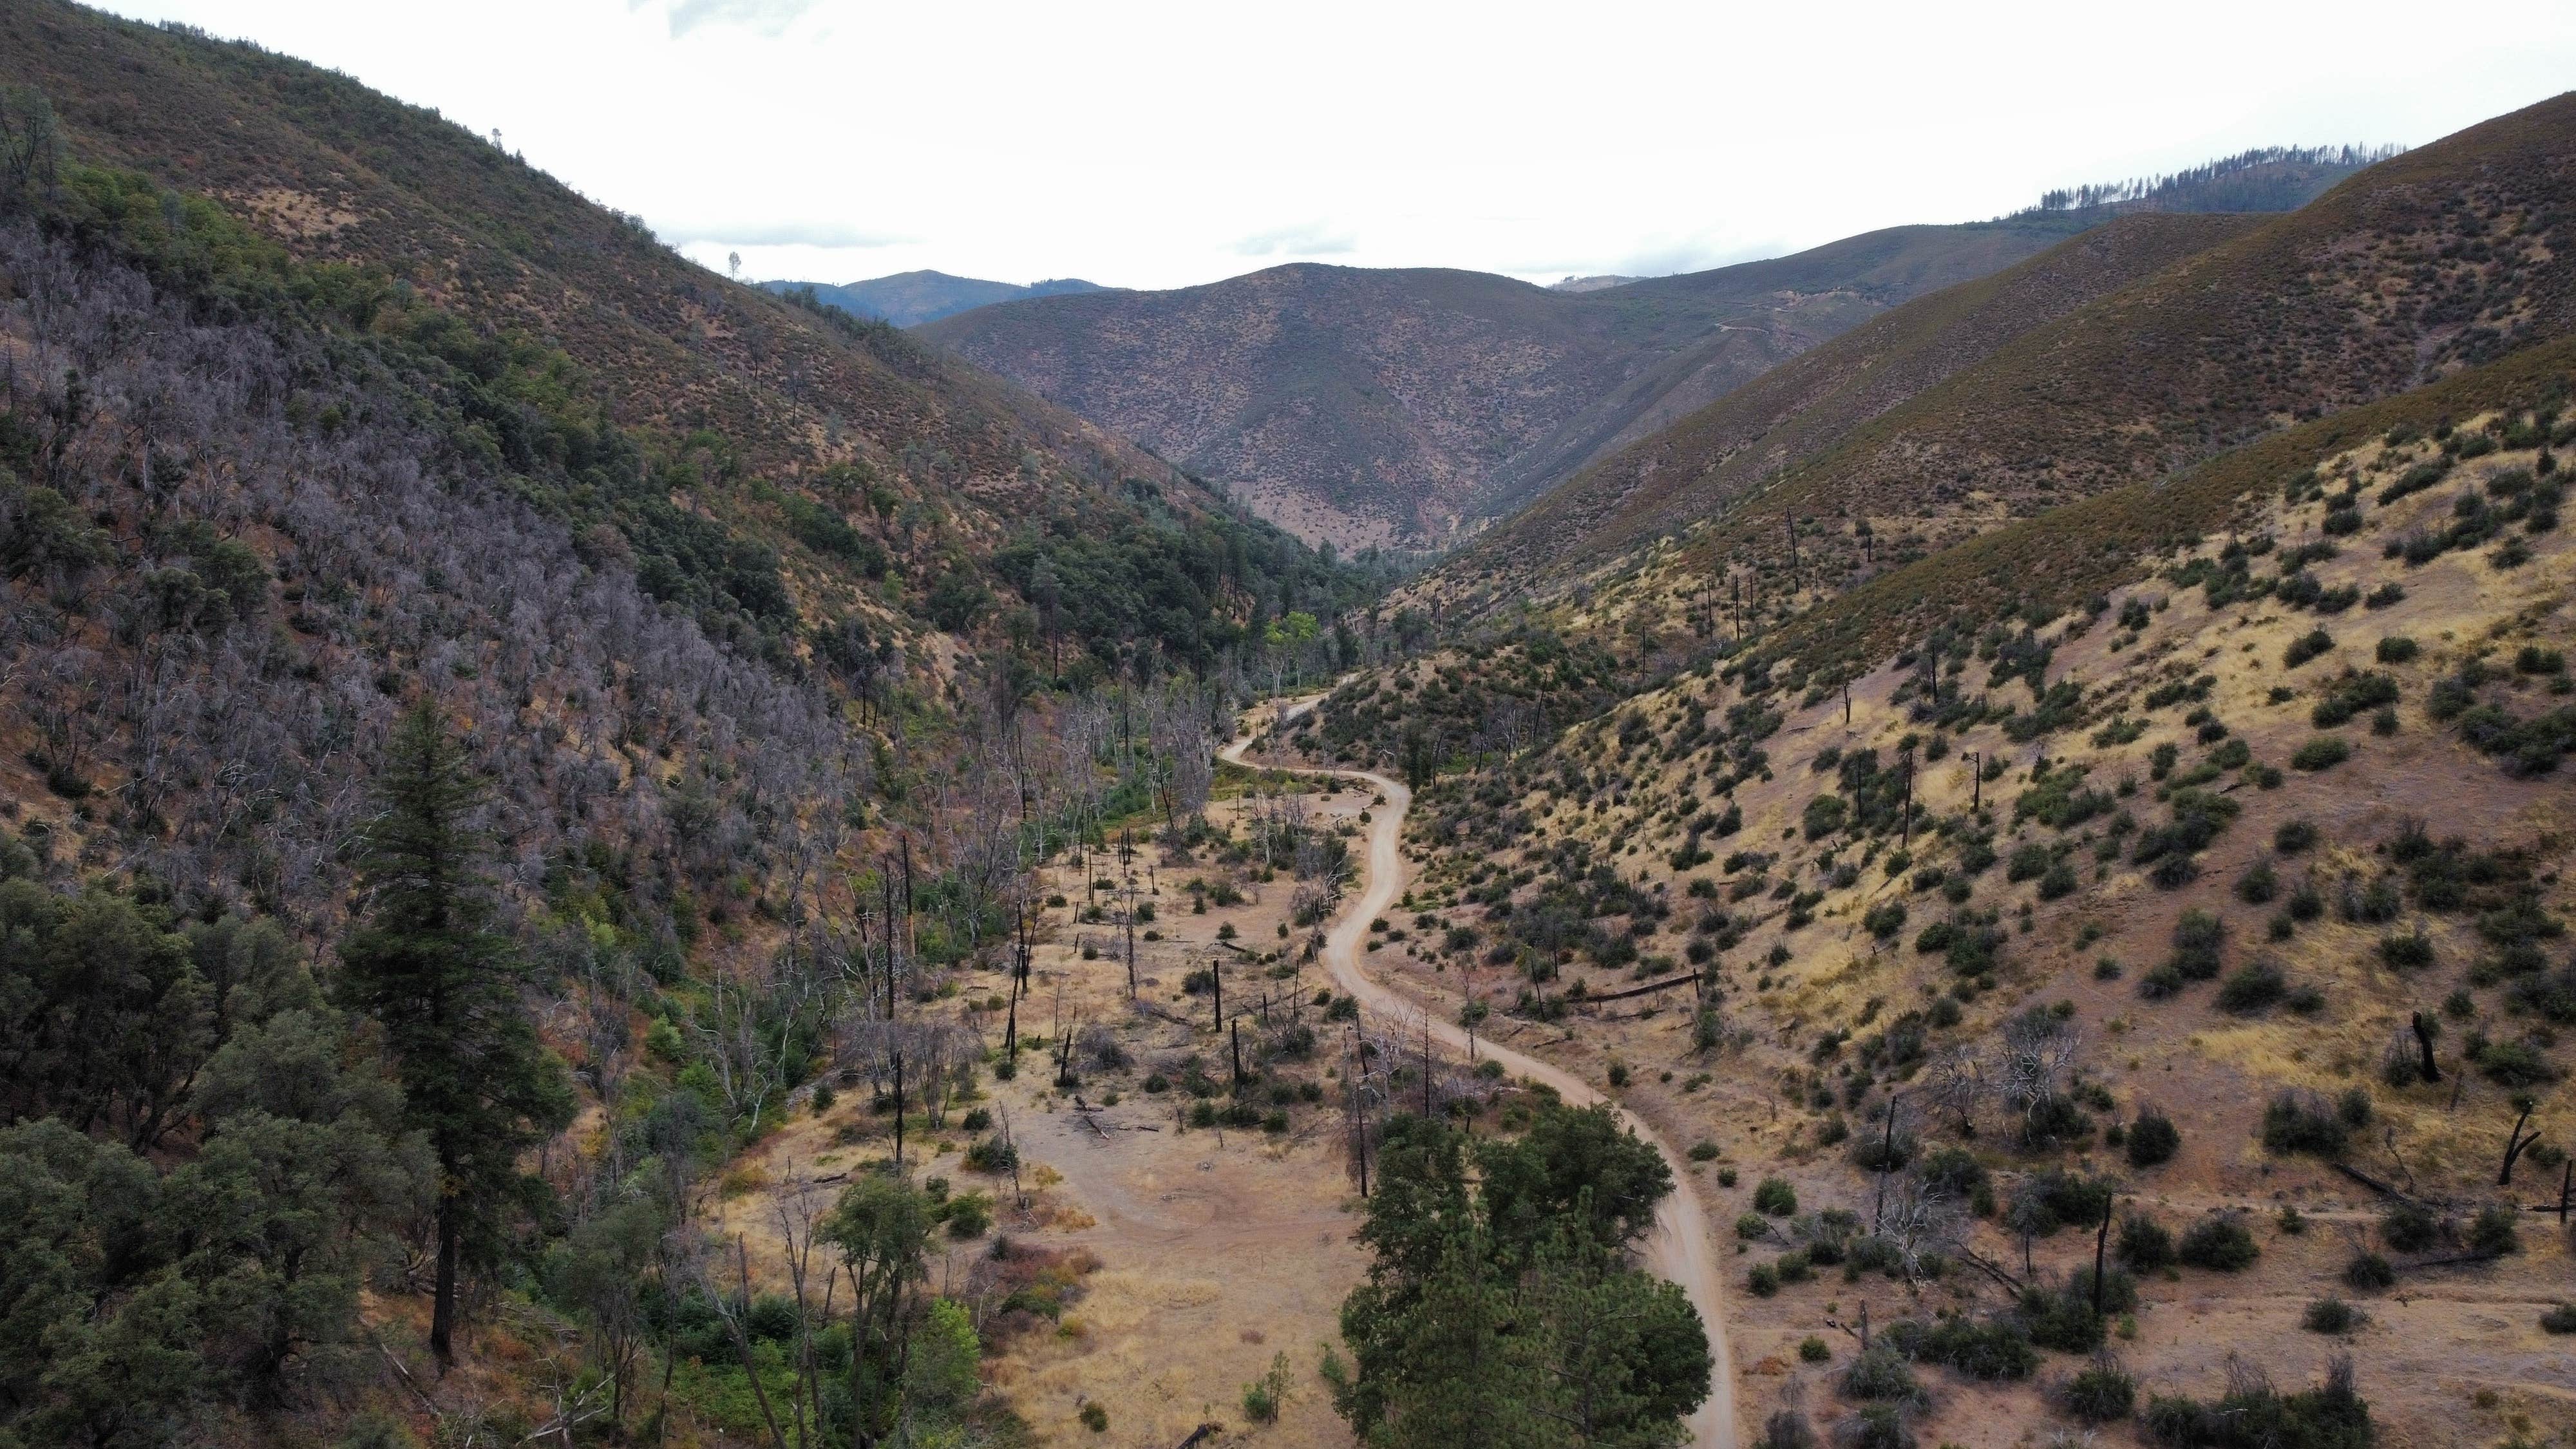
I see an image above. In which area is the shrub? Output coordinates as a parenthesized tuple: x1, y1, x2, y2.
(1747, 1263, 1781, 1298)
(2292, 736, 2352, 771)
(2343, 1252, 2396, 1290)
(1754, 1177, 1798, 1215)
(1799, 1335, 1832, 1363)
(2217, 960, 2290, 1013)
(2116, 1212, 2175, 1271)
(2059, 1351, 2138, 1423)
(2148, 1356, 2375, 1448)
(2126, 1108, 2181, 1167)
(2177, 1215, 2259, 1271)
(2236, 860, 2278, 904)
(1079, 1401, 1108, 1432)
(2284, 629, 2334, 668)
(1839, 1345, 1924, 1403)
(2467, 1203, 2519, 1256)
(2376, 635, 2420, 663)
(2302, 1296, 2362, 1334)
(1736, 1213, 1770, 1240)
(2375, 930, 2434, 970)
(2541, 1303, 2576, 1334)
(963, 1135, 1019, 1173)
(2378, 1202, 2439, 1253)
(2274, 819, 2318, 853)
(1889, 1315, 2036, 1381)
(2170, 909, 2226, 980)
(2262, 1092, 2349, 1157)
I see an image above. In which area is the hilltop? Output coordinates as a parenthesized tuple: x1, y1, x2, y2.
(762, 269, 1108, 327)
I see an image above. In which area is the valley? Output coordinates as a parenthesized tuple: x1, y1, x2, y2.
(0, 6, 2570, 1449)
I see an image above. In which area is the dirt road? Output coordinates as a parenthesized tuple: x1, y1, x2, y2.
(1224, 699, 1737, 1449)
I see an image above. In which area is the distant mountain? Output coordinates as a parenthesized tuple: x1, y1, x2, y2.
(921, 218, 2095, 549)
(2014, 142, 2405, 218)
(764, 270, 1108, 327)
(921, 146, 2396, 551)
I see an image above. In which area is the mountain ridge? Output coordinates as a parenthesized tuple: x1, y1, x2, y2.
(923, 147, 2394, 550)
(762, 269, 1107, 327)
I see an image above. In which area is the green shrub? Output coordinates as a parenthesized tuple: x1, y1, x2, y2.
(2284, 629, 2334, 668)
(2541, 1303, 2576, 1334)
(2302, 1296, 2362, 1334)
(2291, 736, 2351, 771)
(2171, 909, 2227, 981)
(1754, 1177, 1797, 1215)
(2467, 1202, 2519, 1256)
(2273, 819, 2318, 853)
(2059, 1351, 2138, 1423)
(1079, 1401, 1108, 1432)
(1799, 1335, 1832, 1363)
(2177, 1215, 2259, 1271)
(2126, 1108, 2181, 1167)
(2261, 1091, 2349, 1157)
(2117, 1212, 2175, 1271)
(2217, 960, 2289, 1013)
(1747, 1262, 1781, 1297)
(2378, 1202, 2439, 1253)
(1839, 1345, 1923, 1403)
(1887, 1315, 2035, 1381)
(2375, 636, 2419, 663)
(2342, 1252, 2396, 1290)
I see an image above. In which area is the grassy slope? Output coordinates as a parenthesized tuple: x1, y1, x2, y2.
(1432, 91, 2576, 636)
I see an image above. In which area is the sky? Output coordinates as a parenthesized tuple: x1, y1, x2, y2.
(99, 0, 2576, 292)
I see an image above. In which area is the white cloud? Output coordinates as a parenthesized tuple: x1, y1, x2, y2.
(1231, 221, 1359, 258)
(90, 0, 2576, 292)
(641, 0, 822, 37)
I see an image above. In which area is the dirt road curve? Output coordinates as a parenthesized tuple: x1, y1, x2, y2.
(1225, 698, 1736, 1449)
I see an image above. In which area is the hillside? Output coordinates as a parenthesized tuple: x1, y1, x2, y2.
(1280, 335, 2576, 1448)
(1426, 92, 2576, 650)
(0, 12, 1388, 1445)
(919, 147, 2392, 553)
(762, 269, 1108, 327)
(921, 220, 2093, 549)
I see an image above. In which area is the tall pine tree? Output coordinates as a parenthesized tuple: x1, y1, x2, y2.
(337, 703, 571, 1370)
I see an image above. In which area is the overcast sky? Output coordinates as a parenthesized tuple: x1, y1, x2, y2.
(98, 0, 2576, 291)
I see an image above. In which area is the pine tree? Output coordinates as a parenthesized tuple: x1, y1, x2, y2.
(336, 703, 571, 1370)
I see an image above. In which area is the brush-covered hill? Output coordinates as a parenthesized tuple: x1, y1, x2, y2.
(919, 222, 2090, 549)
(1276, 328, 2576, 1449)
(920, 149, 2391, 551)
(0, 2, 1373, 679)
(1428, 95, 2576, 639)
(762, 269, 1107, 327)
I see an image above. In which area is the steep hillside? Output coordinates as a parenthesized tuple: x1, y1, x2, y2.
(1281, 350, 2576, 1448)
(0, 0, 1377, 681)
(920, 219, 2092, 549)
(764, 269, 1106, 327)
(1470, 212, 2267, 584)
(1430, 94, 2576, 638)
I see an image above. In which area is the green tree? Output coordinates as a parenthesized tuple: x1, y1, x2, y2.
(335, 703, 572, 1370)
(1332, 1107, 1710, 1448)
(823, 1173, 934, 1437)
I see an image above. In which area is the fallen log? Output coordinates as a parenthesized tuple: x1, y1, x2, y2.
(1581, 974, 1699, 1004)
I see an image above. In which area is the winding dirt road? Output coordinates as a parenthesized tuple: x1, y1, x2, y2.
(1225, 699, 1737, 1449)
